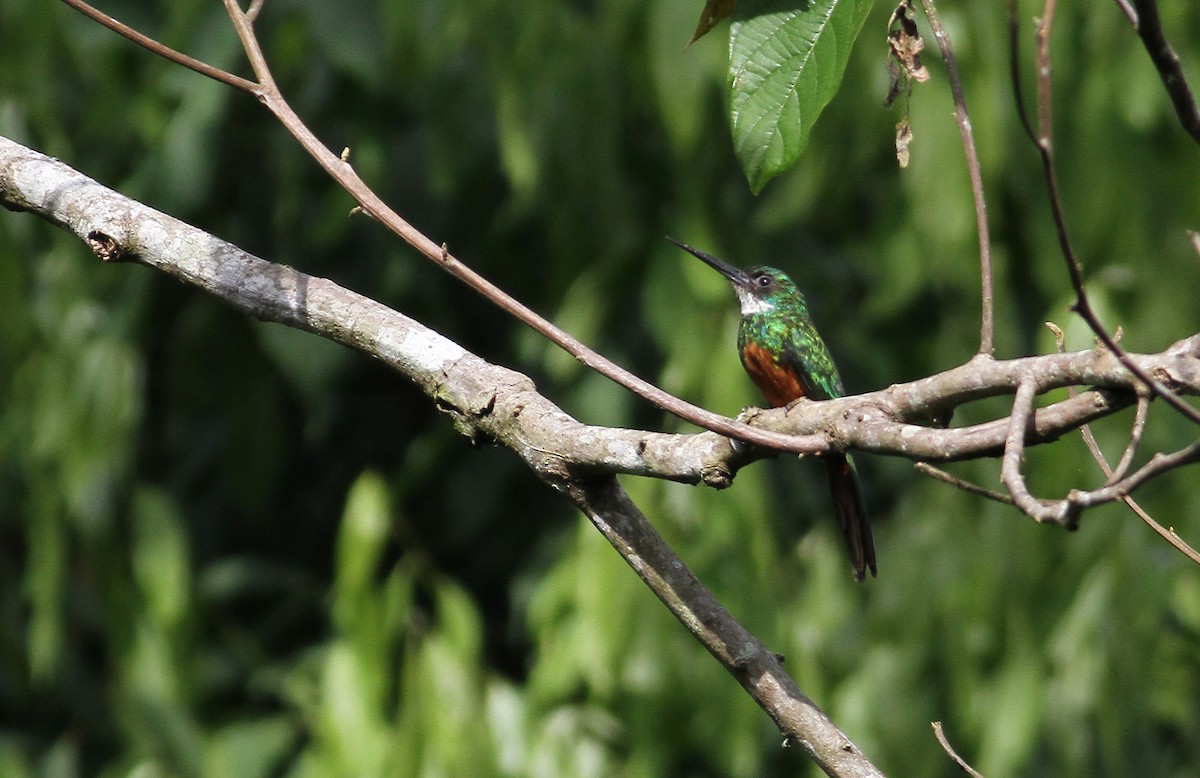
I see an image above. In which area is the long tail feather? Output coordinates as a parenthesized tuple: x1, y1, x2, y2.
(825, 453, 876, 581)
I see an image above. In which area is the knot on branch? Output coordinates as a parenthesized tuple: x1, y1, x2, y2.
(699, 462, 734, 489)
(86, 230, 127, 262)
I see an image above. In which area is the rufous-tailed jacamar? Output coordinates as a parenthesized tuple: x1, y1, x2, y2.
(670, 238, 877, 581)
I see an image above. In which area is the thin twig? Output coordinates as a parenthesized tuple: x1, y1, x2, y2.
(1127, 0, 1200, 145)
(1070, 440, 1200, 509)
(58, 0, 258, 93)
(1008, 0, 1200, 427)
(1124, 502, 1200, 565)
(1108, 394, 1150, 483)
(917, 0, 994, 356)
(1076, 402, 1200, 566)
(1048, 321, 1144, 484)
(915, 463, 1014, 505)
(932, 721, 986, 778)
(1087, 442, 1200, 564)
(1034, 0, 1057, 149)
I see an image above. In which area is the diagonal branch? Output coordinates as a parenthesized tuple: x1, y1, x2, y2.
(566, 478, 882, 776)
(1083, 404, 1200, 566)
(1055, 324, 1200, 565)
(1104, 393, 1150, 485)
(0, 133, 881, 777)
(932, 721, 986, 778)
(1070, 440, 1200, 510)
(1123, 0, 1200, 145)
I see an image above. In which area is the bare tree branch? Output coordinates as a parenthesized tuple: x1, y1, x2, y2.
(1069, 440, 1200, 511)
(57, 0, 1200, 500)
(932, 721, 986, 778)
(1087, 405, 1200, 567)
(1106, 394, 1150, 484)
(23, 2, 1200, 770)
(0, 133, 884, 777)
(1049, 322, 1200, 565)
(1003, 2, 1200, 563)
(1035, 0, 1058, 149)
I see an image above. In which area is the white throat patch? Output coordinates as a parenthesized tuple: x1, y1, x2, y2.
(734, 286, 774, 315)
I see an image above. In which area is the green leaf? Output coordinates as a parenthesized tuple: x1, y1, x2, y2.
(730, 0, 874, 192)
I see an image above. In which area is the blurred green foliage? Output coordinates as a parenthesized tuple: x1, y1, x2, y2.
(2, 1, 1200, 776)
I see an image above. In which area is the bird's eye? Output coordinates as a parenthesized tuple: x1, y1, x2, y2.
(756, 275, 772, 288)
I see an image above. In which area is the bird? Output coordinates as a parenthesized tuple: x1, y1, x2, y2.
(669, 237, 876, 581)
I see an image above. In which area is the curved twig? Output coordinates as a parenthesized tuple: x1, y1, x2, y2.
(1001, 376, 1075, 525)
(932, 721, 986, 778)
(1071, 441, 1200, 509)
(1108, 393, 1150, 484)
(917, 0, 994, 356)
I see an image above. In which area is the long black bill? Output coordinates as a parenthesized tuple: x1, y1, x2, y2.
(666, 236, 751, 287)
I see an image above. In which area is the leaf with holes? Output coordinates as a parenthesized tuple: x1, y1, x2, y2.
(730, 0, 874, 192)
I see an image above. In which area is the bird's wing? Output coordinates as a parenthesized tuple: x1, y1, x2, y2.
(785, 322, 845, 401)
